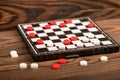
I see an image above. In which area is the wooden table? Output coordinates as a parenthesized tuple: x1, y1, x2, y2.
(0, 0, 120, 80)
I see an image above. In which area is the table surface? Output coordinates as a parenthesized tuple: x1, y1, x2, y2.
(0, 0, 120, 80)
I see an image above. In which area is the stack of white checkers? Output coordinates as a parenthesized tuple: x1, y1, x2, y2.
(17, 17, 119, 61)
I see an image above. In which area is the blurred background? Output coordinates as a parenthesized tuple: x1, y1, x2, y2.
(0, 0, 120, 30)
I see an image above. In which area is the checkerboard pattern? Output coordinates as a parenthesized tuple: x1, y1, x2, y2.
(18, 17, 119, 61)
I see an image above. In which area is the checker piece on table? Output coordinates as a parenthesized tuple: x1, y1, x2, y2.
(17, 17, 119, 61)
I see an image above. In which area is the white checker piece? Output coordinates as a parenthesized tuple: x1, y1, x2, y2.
(82, 38, 89, 42)
(34, 27, 43, 31)
(22, 24, 32, 29)
(80, 60, 88, 66)
(88, 34, 95, 39)
(78, 36, 89, 42)
(83, 32, 95, 38)
(90, 39, 100, 45)
(100, 56, 108, 62)
(66, 45, 77, 49)
(46, 42, 54, 47)
(44, 40, 54, 47)
(72, 41, 84, 48)
(10, 50, 18, 58)
(78, 36, 86, 40)
(30, 63, 39, 69)
(101, 41, 113, 45)
(77, 42, 84, 48)
(26, 31, 37, 34)
(83, 32, 93, 36)
(48, 47, 58, 51)
(72, 19, 81, 24)
(19, 63, 27, 69)
(58, 44, 66, 50)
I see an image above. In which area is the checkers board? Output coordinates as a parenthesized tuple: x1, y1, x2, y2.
(17, 17, 119, 61)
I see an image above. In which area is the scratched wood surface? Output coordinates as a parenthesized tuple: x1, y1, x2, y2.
(0, 0, 120, 80)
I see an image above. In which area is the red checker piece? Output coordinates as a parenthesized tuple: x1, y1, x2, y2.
(65, 19, 72, 24)
(63, 39, 71, 45)
(70, 36, 78, 41)
(59, 23, 66, 27)
(26, 26, 33, 31)
(36, 39, 43, 44)
(28, 33, 36, 38)
(49, 20, 56, 25)
(52, 64, 60, 70)
(58, 58, 66, 64)
(44, 25, 51, 29)
(87, 23, 94, 28)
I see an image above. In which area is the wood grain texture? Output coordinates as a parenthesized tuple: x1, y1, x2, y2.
(0, 0, 120, 80)
(0, 0, 120, 30)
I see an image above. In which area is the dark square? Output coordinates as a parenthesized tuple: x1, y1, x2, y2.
(47, 33, 56, 36)
(36, 30, 44, 33)
(81, 29, 89, 32)
(80, 18, 89, 22)
(32, 24, 40, 27)
(53, 29, 61, 31)
(52, 39, 61, 43)
(69, 27, 77, 30)
(64, 31, 72, 34)
(75, 33, 84, 36)
(92, 31, 102, 35)
(40, 37, 49, 40)
(32, 42, 36, 45)
(99, 38, 108, 41)
(75, 23, 82, 26)
(38, 48, 48, 52)
(58, 35, 67, 38)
